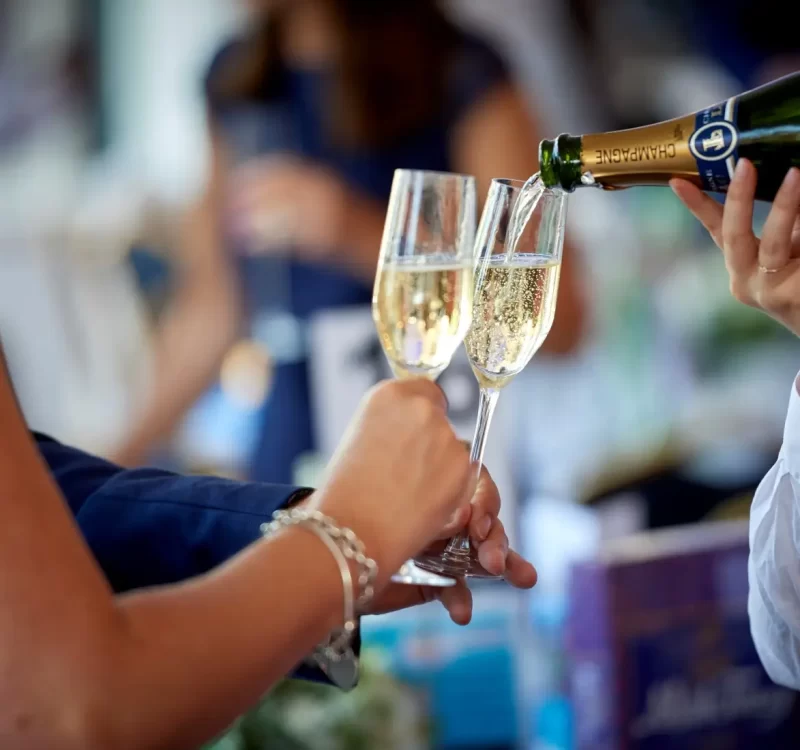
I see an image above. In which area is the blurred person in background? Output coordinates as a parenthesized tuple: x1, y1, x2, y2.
(562, 0, 746, 125)
(672, 162, 800, 690)
(112, 0, 585, 479)
(0, 0, 153, 455)
(1, 341, 538, 748)
(665, 0, 799, 88)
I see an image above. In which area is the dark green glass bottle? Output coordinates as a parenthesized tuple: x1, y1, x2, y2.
(539, 71, 800, 202)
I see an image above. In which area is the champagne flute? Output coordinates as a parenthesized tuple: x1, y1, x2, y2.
(416, 177, 567, 578)
(373, 169, 477, 587)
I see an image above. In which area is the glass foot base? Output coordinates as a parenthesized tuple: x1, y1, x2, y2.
(390, 560, 457, 587)
(414, 549, 501, 579)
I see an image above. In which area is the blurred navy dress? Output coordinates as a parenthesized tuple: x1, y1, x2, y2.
(205, 33, 509, 484)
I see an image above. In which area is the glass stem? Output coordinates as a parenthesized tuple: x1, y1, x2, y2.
(445, 388, 500, 556)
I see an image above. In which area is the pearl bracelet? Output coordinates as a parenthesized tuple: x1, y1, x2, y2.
(263, 508, 378, 611)
(260, 508, 379, 665)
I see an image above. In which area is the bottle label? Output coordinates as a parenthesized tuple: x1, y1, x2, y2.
(689, 97, 739, 192)
(581, 114, 699, 189)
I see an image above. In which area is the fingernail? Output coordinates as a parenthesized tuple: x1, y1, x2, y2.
(491, 549, 507, 575)
(734, 158, 749, 177)
(783, 167, 800, 188)
(476, 515, 491, 541)
(670, 180, 687, 201)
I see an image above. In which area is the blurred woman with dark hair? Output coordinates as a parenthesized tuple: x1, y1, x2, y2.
(114, 0, 586, 478)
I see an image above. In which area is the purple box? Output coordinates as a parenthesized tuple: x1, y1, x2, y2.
(567, 520, 800, 750)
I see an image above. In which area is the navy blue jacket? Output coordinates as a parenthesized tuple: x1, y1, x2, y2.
(34, 432, 350, 683)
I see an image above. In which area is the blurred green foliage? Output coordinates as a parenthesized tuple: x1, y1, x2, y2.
(203, 650, 429, 750)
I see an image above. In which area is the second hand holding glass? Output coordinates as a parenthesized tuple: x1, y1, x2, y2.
(415, 177, 567, 579)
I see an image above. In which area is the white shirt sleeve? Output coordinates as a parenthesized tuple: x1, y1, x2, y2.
(748, 374, 800, 690)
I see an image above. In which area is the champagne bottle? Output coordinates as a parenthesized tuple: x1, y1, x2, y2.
(539, 71, 800, 202)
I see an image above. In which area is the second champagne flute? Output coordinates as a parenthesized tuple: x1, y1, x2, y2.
(416, 177, 567, 578)
(372, 169, 477, 587)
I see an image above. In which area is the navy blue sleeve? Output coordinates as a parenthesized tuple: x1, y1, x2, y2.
(35, 432, 308, 593)
(33, 432, 354, 685)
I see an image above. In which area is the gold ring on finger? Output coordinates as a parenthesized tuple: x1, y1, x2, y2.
(758, 264, 784, 274)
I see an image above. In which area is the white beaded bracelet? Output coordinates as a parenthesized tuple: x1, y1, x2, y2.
(263, 508, 378, 611)
(296, 520, 358, 658)
(260, 508, 378, 667)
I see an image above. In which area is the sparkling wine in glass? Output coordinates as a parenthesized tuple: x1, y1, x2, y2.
(416, 176, 567, 578)
(372, 169, 477, 587)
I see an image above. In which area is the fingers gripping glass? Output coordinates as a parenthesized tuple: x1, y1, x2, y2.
(416, 178, 567, 579)
(372, 169, 477, 587)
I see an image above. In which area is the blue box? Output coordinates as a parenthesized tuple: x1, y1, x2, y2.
(567, 520, 800, 750)
(362, 587, 522, 748)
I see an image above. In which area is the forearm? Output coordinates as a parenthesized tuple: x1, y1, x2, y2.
(748, 375, 800, 689)
(116, 276, 241, 465)
(25, 435, 350, 749)
(6, 525, 344, 750)
(2, 342, 306, 749)
(2, 423, 344, 749)
(748, 459, 800, 689)
(102, 527, 343, 750)
(116, 160, 240, 466)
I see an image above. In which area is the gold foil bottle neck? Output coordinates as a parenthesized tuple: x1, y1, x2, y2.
(581, 114, 701, 189)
